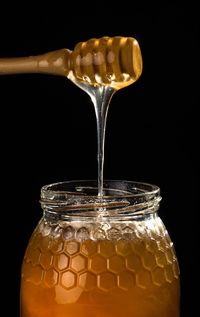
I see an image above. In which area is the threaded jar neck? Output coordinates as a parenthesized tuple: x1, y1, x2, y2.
(40, 180, 161, 221)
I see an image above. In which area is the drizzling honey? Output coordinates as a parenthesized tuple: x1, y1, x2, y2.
(67, 37, 142, 195)
(0, 36, 143, 195)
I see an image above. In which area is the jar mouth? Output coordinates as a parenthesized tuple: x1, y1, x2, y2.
(41, 180, 159, 198)
(40, 180, 161, 218)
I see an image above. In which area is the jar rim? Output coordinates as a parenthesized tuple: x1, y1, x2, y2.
(40, 180, 161, 219)
(41, 179, 160, 199)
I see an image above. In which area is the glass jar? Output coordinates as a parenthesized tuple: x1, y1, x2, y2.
(20, 180, 180, 317)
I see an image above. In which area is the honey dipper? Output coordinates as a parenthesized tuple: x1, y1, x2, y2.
(0, 36, 142, 88)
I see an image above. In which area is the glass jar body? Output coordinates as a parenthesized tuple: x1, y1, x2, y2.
(20, 181, 180, 317)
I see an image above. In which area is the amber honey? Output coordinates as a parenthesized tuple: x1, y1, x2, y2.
(0, 34, 179, 316)
(21, 218, 180, 317)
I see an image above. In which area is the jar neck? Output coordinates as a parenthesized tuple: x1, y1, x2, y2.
(40, 180, 161, 222)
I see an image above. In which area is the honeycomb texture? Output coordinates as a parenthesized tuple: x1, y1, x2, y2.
(22, 216, 180, 293)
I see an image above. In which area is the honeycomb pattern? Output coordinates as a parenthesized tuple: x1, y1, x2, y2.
(152, 267, 166, 286)
(40, 251, 53, 270)
(142, 250, 157, 270)
(108, 255, 125, 273)
(54, 254, 69, 271)
(44, 268, 59, 287)
(81, 240, 97, 256)
(117, 271, 136, 290)
(126, 253, 142, 272)
(61, 271, 76, 289)
(65, 241, 79, 255)
(115, 240, 132, 256)
(89, 255, 107, 273)
(79, 272, 97, 291)
(98, 272, 116, 291)
(136, 270, 152, 289)
(22, 217, 180, 294)
(50, 239, 64, 254)
(98, 240, 115, 257)
(71, 255, 87, 272)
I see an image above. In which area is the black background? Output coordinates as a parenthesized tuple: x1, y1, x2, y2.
(0, 2, 198, 317)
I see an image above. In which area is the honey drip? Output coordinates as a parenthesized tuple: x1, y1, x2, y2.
(0, 36, 142, 195)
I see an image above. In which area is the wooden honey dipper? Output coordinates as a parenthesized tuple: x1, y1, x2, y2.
(0, 36, 142, 89)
